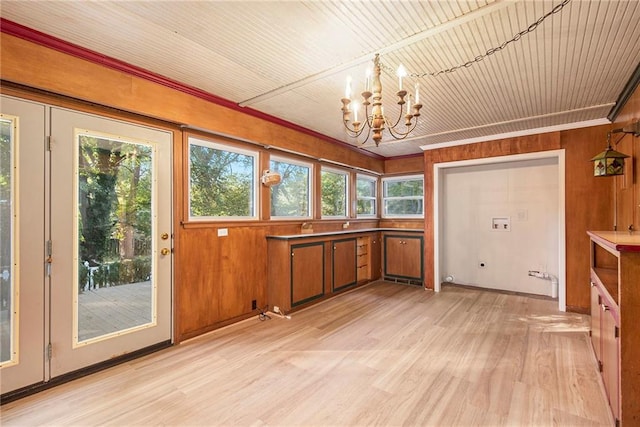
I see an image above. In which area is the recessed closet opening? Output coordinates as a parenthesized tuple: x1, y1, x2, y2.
(433, 150, 566, 311)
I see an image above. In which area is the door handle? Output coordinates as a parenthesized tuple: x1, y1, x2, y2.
(161, 248, 171, 256)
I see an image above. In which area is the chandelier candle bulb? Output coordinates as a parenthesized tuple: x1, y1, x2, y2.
(415, 83, 420, 104)
(365, 68, 371, 91)
(397, 64, 406, 90)
(353, 102, 358, 122)
(345, 77, 352, 99)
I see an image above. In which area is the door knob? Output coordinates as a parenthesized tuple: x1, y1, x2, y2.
(161, 248, 170, 256)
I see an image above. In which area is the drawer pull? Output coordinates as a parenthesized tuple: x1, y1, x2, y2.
(601, 303, 610, 312)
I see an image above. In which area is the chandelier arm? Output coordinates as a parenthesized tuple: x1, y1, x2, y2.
(343, 122, 369, 138)
(363, 103, 374, 128)
(359, 129, 372, 145)
(385, 106, 406, 130)
(385, 126, 413, 140)
(384, 118, 420, 140)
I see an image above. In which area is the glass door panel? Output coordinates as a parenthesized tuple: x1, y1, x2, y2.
(0, 96, 46, 395)
(0, 116, 16, 364)
(76, 134, 154, 343)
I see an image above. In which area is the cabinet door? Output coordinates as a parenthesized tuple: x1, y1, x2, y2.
(291, 242, 325, 307)
(332, 238, 357, 291)
(370, 234, 382, 280)
(384, 236, 405, 277)
(602, 308, 620, 422)
(402, 236, 423, 280)
(590, 283, 602, 362)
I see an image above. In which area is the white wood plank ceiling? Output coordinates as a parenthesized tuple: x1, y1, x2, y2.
(2, 0, 639, 158)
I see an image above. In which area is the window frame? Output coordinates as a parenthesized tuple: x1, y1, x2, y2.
(381, 174, 424, 219)
(269, 155, 313, 220)
(187, 136, 259, 221)
(355, 173, 378, 218)
(320, 166, 349, 219)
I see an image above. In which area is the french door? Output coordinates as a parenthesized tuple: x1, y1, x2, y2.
(1, 96, 173, 394)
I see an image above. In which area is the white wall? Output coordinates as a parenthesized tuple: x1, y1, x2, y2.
(441, 157, 559, 297)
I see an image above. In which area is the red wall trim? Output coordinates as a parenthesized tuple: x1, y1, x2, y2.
(1, 18, 385, 160)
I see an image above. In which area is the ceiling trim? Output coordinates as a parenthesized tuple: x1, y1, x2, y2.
(238, 0, 514, 107)
(365, 103, 614, 148)
(608, 60, 640, 122)
(420, 118, 610, 151)
(0, 17, 385, 161)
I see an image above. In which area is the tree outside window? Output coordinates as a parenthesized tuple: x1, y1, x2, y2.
(356, 174, 377, 217)
(189, 138, 257, 219)
(382, 175, 424, 217)
(270, 157, 311, 218)
(321, 168, 348, 217)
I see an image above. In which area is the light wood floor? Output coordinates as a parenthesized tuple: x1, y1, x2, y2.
(1, 281, 612, 426)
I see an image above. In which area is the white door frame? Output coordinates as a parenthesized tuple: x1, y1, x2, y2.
(433, 149, 566, 311)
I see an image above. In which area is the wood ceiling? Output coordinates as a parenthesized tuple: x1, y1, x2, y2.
(2, 0, 639, 158)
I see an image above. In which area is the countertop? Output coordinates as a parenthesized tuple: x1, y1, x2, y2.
(587, 231, 640, 252)
(266, 228, 424, 240)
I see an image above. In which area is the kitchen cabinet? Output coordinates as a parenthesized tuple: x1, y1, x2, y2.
(383, 233, 423, 284)
(291, 242, 325, 307)
(267, 230, 389, 313)
(332, 238, 357, 291)
(588, 231, 640, 426)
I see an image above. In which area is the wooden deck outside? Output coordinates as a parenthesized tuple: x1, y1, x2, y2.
(78, 281, 152, 341)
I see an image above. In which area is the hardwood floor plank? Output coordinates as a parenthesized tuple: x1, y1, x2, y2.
(1, 282, 612, 426)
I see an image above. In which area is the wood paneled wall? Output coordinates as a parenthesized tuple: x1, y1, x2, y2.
(561, 126, 615, 310)
(384, 155, 424, 175)
(422, 129, 615, 311)
(612, 83, 640, 231)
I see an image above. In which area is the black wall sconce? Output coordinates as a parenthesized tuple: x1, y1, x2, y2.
(591, 120, 640, 177)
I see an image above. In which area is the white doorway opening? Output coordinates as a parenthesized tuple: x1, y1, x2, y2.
(433, 150, 566, 311)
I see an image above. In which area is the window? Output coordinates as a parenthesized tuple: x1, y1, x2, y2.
(382, 175, 423, 218)
(269, 157, 312, 218)
(356, 174, 377, 217)
(321, 167, 348, 217)
(188, 137, 258, 220)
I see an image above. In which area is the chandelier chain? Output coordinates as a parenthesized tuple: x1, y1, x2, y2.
(380, 0, 571, 78)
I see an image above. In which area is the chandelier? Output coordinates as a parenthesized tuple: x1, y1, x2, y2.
(341, 54, 422, 146)
(338, 1, 572, 147)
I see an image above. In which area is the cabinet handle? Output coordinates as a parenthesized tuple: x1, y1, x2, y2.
(590, 281, 595, 287)
(601, 303, 609, 312)
(333, 246, 337, 250)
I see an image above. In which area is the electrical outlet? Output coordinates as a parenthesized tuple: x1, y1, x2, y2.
(274, 305, 280, 313)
